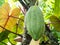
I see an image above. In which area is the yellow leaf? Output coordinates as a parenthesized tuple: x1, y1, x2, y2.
(0, 27, 3, 33)
(0, 3, 20, 33)
(10, 8, 20, 17)
(0, 7, 8, 26)
(0, 7, 8, 32)
(2, 3, 11, 13)
(5, 17, 18, 31)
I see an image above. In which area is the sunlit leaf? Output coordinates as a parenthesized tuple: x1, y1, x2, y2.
(8, 33, 17, 44)
(5, 0, 8, 2)
(17, 15, 24, 34)
(0, 7, 8, 32)
(13, 15, 24, 34)
(50, 15, 60, 32)
(5, 17, 18, 31)
(0, 3, 20, 32)
(0, 7, 8, 26)
(54, 0, 60, 17)
(2, 3, 10, 13)
(13, 0, 18, 2)
(10, 8, 20, 17)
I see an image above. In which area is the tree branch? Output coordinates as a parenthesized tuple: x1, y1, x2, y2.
(19, 0, 29, 10)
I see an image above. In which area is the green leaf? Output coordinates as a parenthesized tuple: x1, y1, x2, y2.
(13, 0, 18, 2)
(54, 0, 60, 17)
(0, 30, 10, 42)
(12, 15, 24, 34)
(43, 0, 47, 2)
(0, 42, 6, 45)
(0, 0, 5, 6)
(2, 39, 8, 44)
(17, 15, 24, 34)
(8, 33, 17, 44)
(56, 32, 60, 40)
(50, 15, 60, 32)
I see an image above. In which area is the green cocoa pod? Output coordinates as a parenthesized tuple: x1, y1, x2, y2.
(25, 6, 45, 41)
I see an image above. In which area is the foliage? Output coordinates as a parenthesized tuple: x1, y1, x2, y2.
(0, 2, 20, 33)
(54, 0, 60, 17)
(0, 0, 24, 45)
(0, 0, 60, 45)
(0, 0, 5, 6)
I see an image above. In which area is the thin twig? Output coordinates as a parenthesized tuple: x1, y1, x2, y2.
(19, 0, 28, 10)
(18, 5, 26, 15)
(16, 23, 18, 34)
